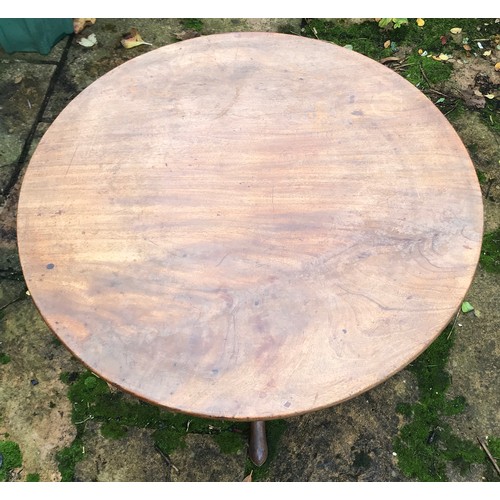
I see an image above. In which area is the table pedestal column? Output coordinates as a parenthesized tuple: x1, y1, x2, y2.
(249, 421, 268, 466)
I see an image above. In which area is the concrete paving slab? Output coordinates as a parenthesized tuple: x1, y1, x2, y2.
(43, 18, 183, 122)
(266, 372, 416, 481)
(446, 270, 500, 441)
(0, 61, 55, 199)
(0, 121, 50, 245)
(42, 18, 302, 121)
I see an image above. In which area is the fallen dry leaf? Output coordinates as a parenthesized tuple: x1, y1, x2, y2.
(463, 44, 472, 51)
(78, 33, 97, 48)
(495, 62, 500, 71)
(243, 471, 253, 482)
(416, 18, 425, 27)
(432, 53, 450, 61)
(121, 28, 153, 49)
(383, 40, 391, 49)
(484, 94, 495, 99)
(380, 56, 400, 64)
(483, 50, 492, 56)
(450, 27, 462, 34)
(73, 18, 96, 34)
(14, 75, 23, 84)
(440, 35, 448, 45)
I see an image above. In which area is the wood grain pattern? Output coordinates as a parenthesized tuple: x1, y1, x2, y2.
(17, 33, 483, 420)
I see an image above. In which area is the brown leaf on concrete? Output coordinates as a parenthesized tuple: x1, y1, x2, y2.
(121, 28, 153, 49)
(73, 18, 96, 34)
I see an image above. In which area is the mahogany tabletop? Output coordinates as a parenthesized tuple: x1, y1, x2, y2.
(17, 33, 483, 421)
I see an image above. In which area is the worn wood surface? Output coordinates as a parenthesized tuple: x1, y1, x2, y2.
(17, 33, 483, 420)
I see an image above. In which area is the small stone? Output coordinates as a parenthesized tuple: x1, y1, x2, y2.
(30, 379, 39, 386)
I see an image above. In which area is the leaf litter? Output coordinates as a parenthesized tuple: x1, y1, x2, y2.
(77, 33, 97, 48)
(121, 28, 153, 49)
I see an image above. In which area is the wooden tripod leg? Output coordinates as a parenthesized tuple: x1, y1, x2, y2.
(249, 421, 268, 466)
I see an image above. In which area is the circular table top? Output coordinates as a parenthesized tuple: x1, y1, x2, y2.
(17, 32, 483, 421)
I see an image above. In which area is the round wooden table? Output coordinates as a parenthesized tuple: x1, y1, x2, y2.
(17, 33, 483, 466)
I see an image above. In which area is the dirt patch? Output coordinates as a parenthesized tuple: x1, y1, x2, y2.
(0, 299, 81, 481)
(169, 433, 247, 482)
(74, 421, 167, 481)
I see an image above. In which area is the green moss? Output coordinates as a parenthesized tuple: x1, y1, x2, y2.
(56, 438, 84, 482)
(475, 169, 488, 184)
(277, 23, 299, 35)
(153, 418, 247, 456)
(26, 473, 40, 482)
(394, 325, 497, 480)
(152, 428, 187, 455)
(404, 53, 452, 89)
(486, 437, 500, 456)
(67, 373, 110, 425)
(478, 98, 500, 134)
(100, 421, 128, 440)
(395, 402, 413, 417)
(446, 100, 467, 122)
(51, 336, 63, 347)
(244, 419, 287, 481)
(0, 440, 22, 482)
(374, 18, 498, 54)
(59, 372, 70, 384)
(480, 437, 500, 481)
(303, 19, 498, 61)
(480, 228, 500, 273)
(0, 353, 11, 365)
(57, 370, 249, 479)
(303, 19, 389, 60)
(443, 395, 467, 416)
(180, 19, 203, 32)
(213, 430, 246, 454)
